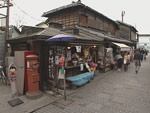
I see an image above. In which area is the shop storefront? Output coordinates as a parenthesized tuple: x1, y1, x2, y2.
(8, 27, 106, 92)
(8, 26, 135, 92)
(45, 41, 101, 90)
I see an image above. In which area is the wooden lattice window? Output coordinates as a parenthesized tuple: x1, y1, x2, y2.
(79, 14, 88, 27)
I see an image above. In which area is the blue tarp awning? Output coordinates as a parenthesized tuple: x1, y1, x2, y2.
(47, 34, 76, 42)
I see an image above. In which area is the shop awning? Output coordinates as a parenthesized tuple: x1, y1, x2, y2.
(47, 34, 76, 42)
(112, 42, 131, 51)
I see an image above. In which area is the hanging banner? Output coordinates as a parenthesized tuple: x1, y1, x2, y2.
(48, 49, 54, 79)
(80, 64, 84, 71)
(58, 68, 66, 79)
(76, 46, 81, 53)
(85, 63, 91, 72)
(66, 50, 71, 61)
(55, 55, 59, 65)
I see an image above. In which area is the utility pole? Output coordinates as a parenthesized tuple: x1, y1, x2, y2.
(5, 0, 10, 41)
(0, 0, 12, 67)
(0, 0, 12, 41)
(121, 11, 125, 22)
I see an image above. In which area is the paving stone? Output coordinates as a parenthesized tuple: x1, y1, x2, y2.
(34, 55, 150, 113)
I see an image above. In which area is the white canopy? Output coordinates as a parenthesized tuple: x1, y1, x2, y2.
(112, 42, 131, 51)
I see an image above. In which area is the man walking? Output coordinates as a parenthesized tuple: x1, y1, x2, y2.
(140, 48, 145, 62)
(134, 50, 141, 74)
(115, 52, 123, 71)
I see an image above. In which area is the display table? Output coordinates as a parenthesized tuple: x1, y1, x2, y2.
(66, 72, 94, 86)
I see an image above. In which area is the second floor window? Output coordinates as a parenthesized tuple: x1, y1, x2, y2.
(79, 14, 88, 27)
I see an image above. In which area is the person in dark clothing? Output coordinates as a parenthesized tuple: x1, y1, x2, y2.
(144, 49, 147, 60)
(146, 50, 148, 55)
(134, 50, 141, 74)
(140, 48, 145, 62)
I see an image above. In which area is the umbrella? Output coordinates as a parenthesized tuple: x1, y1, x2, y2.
(47, 34, 76, 42)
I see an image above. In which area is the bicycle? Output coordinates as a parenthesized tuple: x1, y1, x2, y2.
(0, 65, 7, 85)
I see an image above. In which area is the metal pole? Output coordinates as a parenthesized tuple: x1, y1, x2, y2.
(63, 48, 66, 101)
(63, 71, 66, 101)
(121, 11, 123, 22)
(121, 11, 125, 23)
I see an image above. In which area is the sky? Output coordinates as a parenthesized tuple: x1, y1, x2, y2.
(1, 0, 150, 34)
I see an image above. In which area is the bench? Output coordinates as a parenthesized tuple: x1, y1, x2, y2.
(66, 72, 94, 86)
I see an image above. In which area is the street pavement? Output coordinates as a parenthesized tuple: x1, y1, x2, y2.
(0, 55, 150, 113)
(0, 84, 60, 113)
(33, 55, 150, 113)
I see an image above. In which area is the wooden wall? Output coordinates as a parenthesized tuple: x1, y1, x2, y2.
(83, 9, 117, 35)
(47, 9, 78, 28)
(46, 7, 118, 35)
(131, 30, 137, 41)
(116, 25, 130, 40)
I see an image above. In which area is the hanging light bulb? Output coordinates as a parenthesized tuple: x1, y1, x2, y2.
(67, 46, 71, 49)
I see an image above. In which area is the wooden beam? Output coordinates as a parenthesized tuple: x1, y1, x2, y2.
(0, 13, 6, 17)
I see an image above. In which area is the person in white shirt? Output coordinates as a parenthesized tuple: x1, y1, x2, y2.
(115, 52, 123, 71)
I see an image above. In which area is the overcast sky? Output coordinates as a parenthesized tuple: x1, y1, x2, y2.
(5, 0, 150, 34)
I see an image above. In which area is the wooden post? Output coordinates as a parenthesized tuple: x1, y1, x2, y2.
(64, 47, 67, 101)
(63, 69, 66, 101)
(5, 0, 10, 55)
(103, 46, 106, 72)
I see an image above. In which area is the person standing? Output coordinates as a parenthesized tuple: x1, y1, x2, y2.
(123, 52, 130, 71)
(140, 48, 145, 62)
(115, 52, 123, 71)
(143, 49, 147, 61)
(134, 50, 141, 74)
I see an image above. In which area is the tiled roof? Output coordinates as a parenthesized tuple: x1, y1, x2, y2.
(76, 26, 133, 44)
(8, 25, 133, 44)
(116, 20, 138, 32)
(7, 27, 104, 42)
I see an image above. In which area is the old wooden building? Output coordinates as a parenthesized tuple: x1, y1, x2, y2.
(42, 1, 133, 72)
(8, 25, 104, 92)
(7, 1, 138, 93)
(42, 1, 119, 36)
(116, 21, 138, 48)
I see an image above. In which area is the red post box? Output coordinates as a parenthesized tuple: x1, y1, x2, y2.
(26, 54, 42, 98)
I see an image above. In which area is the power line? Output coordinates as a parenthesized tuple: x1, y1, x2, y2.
(12, 2, 44, 21)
